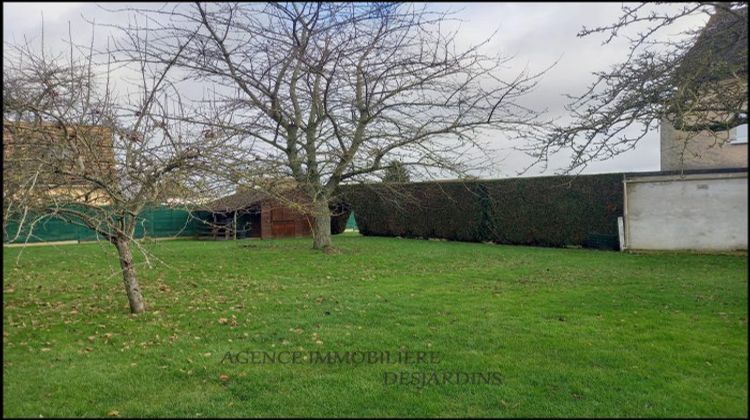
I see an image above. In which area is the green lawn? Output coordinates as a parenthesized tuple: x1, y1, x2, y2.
(3, 235, 748, 417)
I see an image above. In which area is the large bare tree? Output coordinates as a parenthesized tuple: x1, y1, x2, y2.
(524, 2, 748, 172)
(3, 27, 221, 313)
(105, 2, 549, 249)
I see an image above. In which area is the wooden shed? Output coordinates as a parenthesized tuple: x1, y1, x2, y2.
(197, 189, 349, 240)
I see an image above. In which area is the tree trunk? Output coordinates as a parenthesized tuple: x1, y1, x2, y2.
(311, 201, 332, 250)
(113, 236, 145, 314)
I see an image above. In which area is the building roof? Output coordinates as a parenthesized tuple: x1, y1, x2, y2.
(200, 189, 270, 213)
(678, 6, 748, 81)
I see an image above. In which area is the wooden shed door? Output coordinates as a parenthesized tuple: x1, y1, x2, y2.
(272, 221, 296, 237)
(271, 207, 297, 238)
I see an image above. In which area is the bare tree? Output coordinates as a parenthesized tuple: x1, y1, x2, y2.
(524, 2, 747, 172)
(104, 2, 549, 249)
(2, 26, 219, 313)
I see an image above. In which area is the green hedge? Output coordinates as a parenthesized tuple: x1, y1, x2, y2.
(330, 203, 352, 235)
(342, 174, 624, 249)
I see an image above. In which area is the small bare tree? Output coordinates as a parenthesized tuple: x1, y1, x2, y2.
(523, 2, 748, 172)
(3, 26, 219, 313)
(105, 2, 549, 249)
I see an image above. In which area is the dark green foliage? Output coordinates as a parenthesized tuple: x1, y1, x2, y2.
(343, 174, 624, 249)
(473, 183, 496, 242)
(329, 202, 352, 235)
(382, 160, 411, 183)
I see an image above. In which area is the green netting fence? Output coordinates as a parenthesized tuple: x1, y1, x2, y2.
(3, 206, 203, 244)
(345, 213, 358, 230)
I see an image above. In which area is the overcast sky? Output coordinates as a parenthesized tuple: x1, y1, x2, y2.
(2, 2, 710, 178)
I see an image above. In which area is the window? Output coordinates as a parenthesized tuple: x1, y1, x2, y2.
(730, 124, 748, 145)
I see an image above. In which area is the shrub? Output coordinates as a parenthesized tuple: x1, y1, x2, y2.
(342, 174, 624, 249)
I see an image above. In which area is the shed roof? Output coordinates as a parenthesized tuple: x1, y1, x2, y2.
(201, 189, 270, 213)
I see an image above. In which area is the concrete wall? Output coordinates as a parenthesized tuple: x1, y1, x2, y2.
(660, 119, 748, 171)
(624, 172, 748, 251)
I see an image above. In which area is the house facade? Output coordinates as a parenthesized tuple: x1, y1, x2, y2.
(660, 118, 748, 171)
(624, 6, 748, 251)
(3, 121, 116, 205)
(659, 6, 748, 172)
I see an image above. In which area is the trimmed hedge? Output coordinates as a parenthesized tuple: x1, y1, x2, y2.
(330, 203, 352, 235)
(342, 173, 624, 249)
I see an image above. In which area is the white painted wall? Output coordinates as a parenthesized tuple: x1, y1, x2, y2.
(624, 173, 748, 251)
